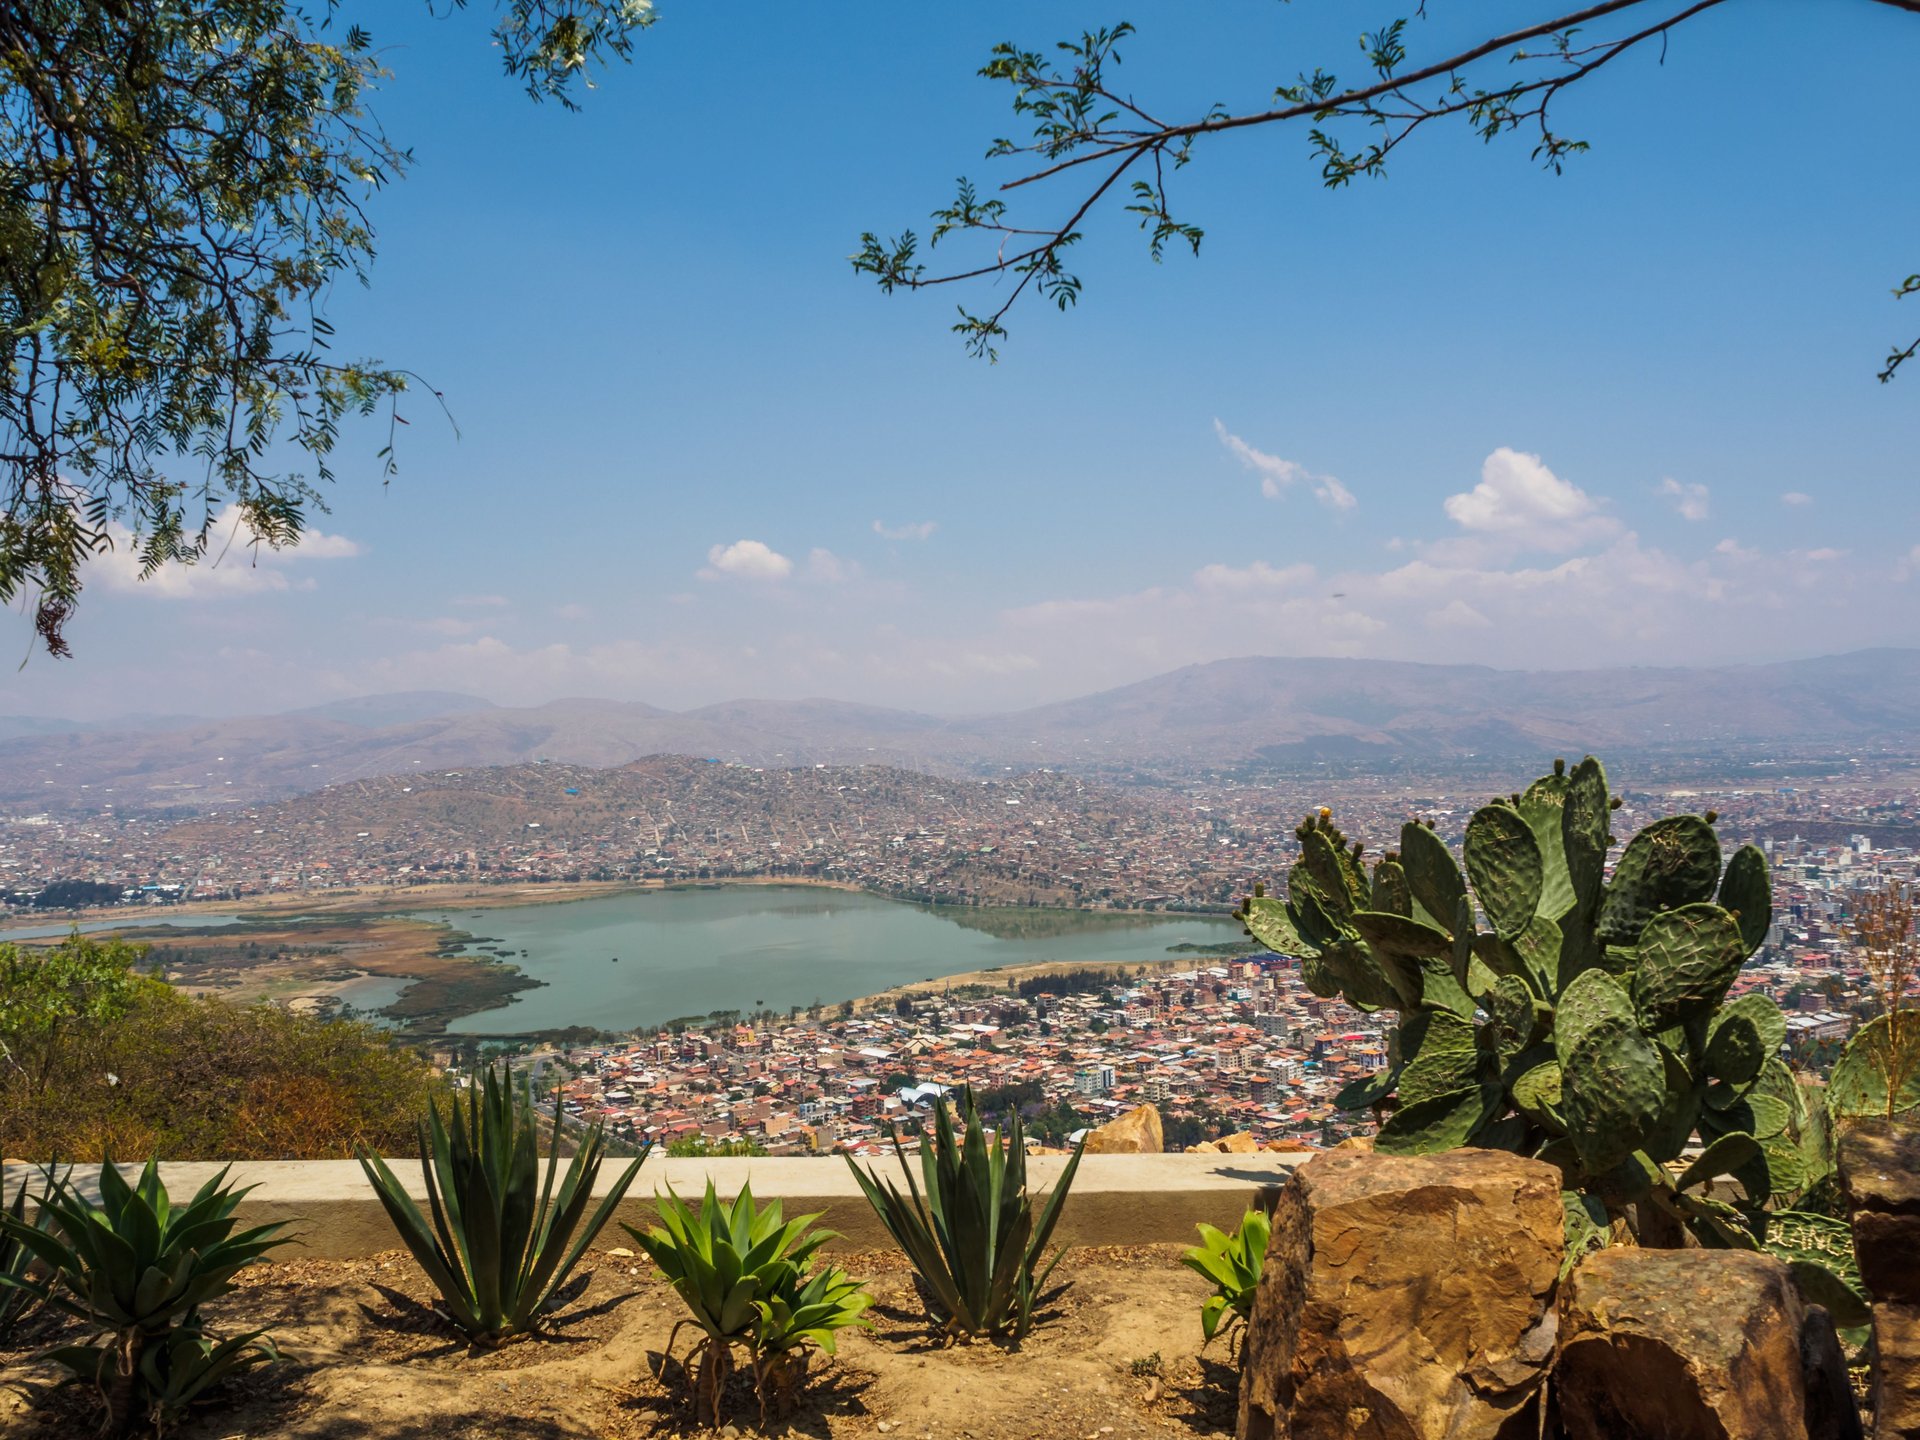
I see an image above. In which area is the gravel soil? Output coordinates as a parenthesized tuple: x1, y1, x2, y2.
(0, 1245, 1239, 1439)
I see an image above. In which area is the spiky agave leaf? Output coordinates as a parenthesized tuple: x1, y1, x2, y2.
(845, 1089, 1084, 1339)
(357, 1063, 646, 1345)
(0, 1157, 293, 1435)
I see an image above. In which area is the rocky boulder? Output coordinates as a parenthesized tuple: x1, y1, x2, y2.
(1838, 1116, 1920, 1306)
(1872, 1304, 1920, 1440)
(1237, 1147, 1562, 1440)
(1080, 1103, 1163, 1154)
(1555, 1247, 1860, 1440)
(1186, 1132, 1260, 1154)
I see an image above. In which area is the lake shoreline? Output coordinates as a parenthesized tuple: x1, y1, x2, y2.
(3, 880, 1244, 1040)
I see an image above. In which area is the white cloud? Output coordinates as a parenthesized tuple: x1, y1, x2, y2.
(453, 593, 510, 608)
(806, 548, 854, 583)
(1657, 477, 1710, 521)
(1803, 547, 1845, 562)
(1715, 538, 1757, 561)
(1193, 561, 1315, 593)
(554, 602, 591, 622)
(1427, 599, 1492, 629)
(1214, 420, 1357, 510)
(1441, 448, 1617, 551)
(873, 520, 937, 541)
(90, 505, 359, 600)
(699, 539, 792, 582)
(1781, 491, 1814, 506)
(1316, 475, 1358, 511)
(291, 530, 364, 559)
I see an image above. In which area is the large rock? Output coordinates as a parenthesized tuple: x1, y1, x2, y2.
(1838, 1117, 1920, 1306)
(1556, 1248, 1859, 1440)
(1873, 1304, 1920, 1440)
(1802, 1305, 1868, 1440)
(1237, 1147, 1562, 1440)
(1080, 1103, 1163, 1154)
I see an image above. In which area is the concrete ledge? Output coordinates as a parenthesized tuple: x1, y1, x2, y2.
(2, 1154, 1305, 1258)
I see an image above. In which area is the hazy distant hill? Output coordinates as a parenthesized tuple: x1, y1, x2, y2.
(3, 649, 1915, 812)
(283, 692, 497, 729)
(982, 650, 1920, 765)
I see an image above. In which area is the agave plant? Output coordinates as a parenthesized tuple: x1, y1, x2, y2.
(845, 1088, 1084, 1341)
(358, 1063, 645, 1348)
(48, 1326, 283, 1439)
(0, 1163, 50, 1343)
(625, 1180, 839, 1427)
(0, 1158, 291, 1437)
(751, 1261, 872, 1422)
(1181, 1208, 1270, 1354)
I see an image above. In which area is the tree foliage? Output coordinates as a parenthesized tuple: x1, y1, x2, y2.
(854, 1, 1920, 372)
(0, 1, 651, 655)
(0, 934, 440, 1159)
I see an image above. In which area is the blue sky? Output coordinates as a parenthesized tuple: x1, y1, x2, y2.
(8, 0, 1919, 720)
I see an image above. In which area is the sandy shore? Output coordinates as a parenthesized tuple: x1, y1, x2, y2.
(0, 873, 873, 934)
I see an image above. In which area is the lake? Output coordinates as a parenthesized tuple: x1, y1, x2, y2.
(414, 886, 1239, 1035)
(0, 912, 250, 941)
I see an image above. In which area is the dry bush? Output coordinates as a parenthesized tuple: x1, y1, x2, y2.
(1, 983, 440, 1162)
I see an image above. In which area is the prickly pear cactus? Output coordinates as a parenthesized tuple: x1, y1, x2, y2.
(1235, 755, 1822, 1257)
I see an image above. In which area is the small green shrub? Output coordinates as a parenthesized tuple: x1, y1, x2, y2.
(625, 1179, 855, 1426)
(749, 1251, 872, 1422)
(358, 1063, 644, 1348)
(0, 1158, 290, 1437)
(845, 1088, 1083, 1340)
(1181, 1208, 1270, 1351)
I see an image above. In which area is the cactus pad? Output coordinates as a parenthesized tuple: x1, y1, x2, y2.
(1237, 893, 1303, 956)
(1717, 843, 1772, 956)
(1704, 992, 1786, 1086)
(1464, 803, 1544, 941)
(1597, 814, 1722, 945)
(1674, 1131, 1760, 1191)
(1556, 967, 1638, 1060)
(1398, 820, 1468, 934)
(1368, 858, 1413, 917)
(1630, 903, 1745, 1029)
(1396, 1008, 1482, 1104)
(1560, 1014, 1665, 1175)
(1349, 909, 1452, 964)
(1373, 1082, 1501, 1156)
(1518, 772, 1575, 921)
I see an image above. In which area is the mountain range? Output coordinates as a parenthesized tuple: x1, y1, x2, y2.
(4, 649, 1916, 812)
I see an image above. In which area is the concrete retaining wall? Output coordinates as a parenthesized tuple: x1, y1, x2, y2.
(1, 1154, 1305, 1257)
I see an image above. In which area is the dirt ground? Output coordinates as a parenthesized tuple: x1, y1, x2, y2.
(0, 1246, 1240, 1439)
